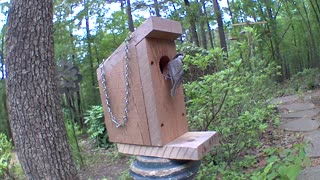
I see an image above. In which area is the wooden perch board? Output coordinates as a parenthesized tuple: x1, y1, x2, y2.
(117, 131, 219, 160)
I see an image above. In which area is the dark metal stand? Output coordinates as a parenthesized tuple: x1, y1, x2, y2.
(130, 156, 201, 180)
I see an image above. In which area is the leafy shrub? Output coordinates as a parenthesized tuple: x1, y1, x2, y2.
(0, 133, 12, 178)
(251, 144, 310, 180)
(289, 68, 320, 91)
(182, 28, 283, 179)
(84, 105, 110, 148)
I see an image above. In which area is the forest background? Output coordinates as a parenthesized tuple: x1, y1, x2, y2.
(0, 0, 320, 179)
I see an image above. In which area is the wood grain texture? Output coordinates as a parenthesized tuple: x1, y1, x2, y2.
(137, 38, 188, 146)
(117, 131, 219, 160)
(97, 17, 186, 146)
(97, 41, 151, 145)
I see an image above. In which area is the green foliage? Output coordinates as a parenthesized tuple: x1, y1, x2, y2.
(183, 30, 281, 179)
(84, 105, 110, 148)
(0, 133, 12, 178)
(251, 144, 310, 180)
(289, 68, 320, 92)
(0, 81, 9, 136)
(118, 156, 134, 180)
(65, 120, 83, 168)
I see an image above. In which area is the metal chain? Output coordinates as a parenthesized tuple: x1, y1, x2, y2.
(99, 37, 131, 128)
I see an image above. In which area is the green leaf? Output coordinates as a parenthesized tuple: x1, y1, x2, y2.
(286, 164, 301, 180)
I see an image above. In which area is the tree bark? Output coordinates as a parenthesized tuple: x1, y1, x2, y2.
(213, 0, 228, 53)
(126, 0, 135, 32)
(5, 0, 78, 179)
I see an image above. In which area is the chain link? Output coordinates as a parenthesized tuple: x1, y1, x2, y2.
(99, 36, 131, 128)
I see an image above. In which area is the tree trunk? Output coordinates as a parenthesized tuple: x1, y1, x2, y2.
(308, 0, 320, 28)
(226, 0, 235, 24)
(5, 0, 78, 179)
(213, 0, 228, 53)
(76, 90, 84, 128)
(120, 0, 125, 11)
(198, 0, 207, 49)
(184, 0, 200, 47)
(301, 1, 319, 68)
(127, 0, 135, 32)
(1, 27, 4, 79)
(201, 0, 214, 48)
(84, 1, 97, 103)
(154, 0, 161, 17)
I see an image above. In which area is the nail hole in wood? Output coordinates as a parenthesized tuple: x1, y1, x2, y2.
(151, 61, 154, 65)
(161, 123, 164, 127)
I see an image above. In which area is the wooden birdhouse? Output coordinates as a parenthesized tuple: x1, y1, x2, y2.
(97, 17, 218, 160)
(97, 17, 188, 146)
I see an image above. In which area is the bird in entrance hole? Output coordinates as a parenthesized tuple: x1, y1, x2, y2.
(165, 54, 185, 96)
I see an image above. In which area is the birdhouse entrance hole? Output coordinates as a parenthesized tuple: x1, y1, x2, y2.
(159, 56, 170, 74)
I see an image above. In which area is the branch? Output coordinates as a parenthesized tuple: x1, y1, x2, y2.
(232, 21, 267, 27)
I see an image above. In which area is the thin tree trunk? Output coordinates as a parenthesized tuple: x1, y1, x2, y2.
(258, 0, 283, 81)
(201, 0, 214, 48)
(154, 0, 161, 17)
(76, 90, 84, 128)
(84, 1, 98, 103)
(127, 0, 134, 32)
(85, 15, 94, 87)
(169, 1, 183, 43)
(213, 0, 228, 53)
(308, 0, 320, 28)
(294, 1, 319, 68)
(69, 31, 84, 129)
(1, 27, 4, 79)
(184, 0, 200, 47)
(5, 0, 78, 178)
(198, 0, 207, 49)
(120, 0, 125, 11)
(301, 1, 319, 68)
(315, 0, 320, 13)
(226, 0, 235, 24)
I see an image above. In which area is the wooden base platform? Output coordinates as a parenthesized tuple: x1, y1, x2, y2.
(117, 131, 218, 160)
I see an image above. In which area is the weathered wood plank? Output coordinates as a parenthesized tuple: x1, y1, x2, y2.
(117, 131, 219, 160)
(97, 42, 151, 145)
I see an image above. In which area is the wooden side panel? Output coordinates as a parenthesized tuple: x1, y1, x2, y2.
(97, 42, 151, 145)
(136, 38, 189, 146)
(135, 39, 161, 145)
(147, 38, 189, 145)
(117, 131, 219, 160)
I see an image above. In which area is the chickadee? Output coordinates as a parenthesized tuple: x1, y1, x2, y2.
(166, 54, 185, 96)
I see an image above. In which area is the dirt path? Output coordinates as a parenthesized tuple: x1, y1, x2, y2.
(78, 138, 130, 180)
